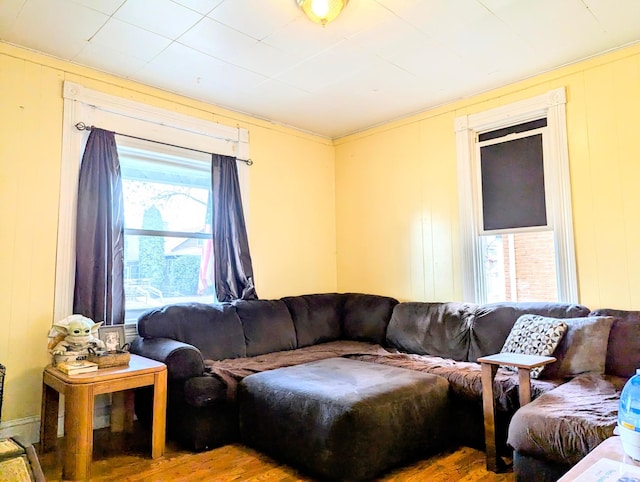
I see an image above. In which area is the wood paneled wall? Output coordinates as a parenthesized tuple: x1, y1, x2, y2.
(335, 43, 640, 309)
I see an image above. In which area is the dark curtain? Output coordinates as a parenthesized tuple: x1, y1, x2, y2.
(211, 154, 257, 301)
(73, 128, 125, 325)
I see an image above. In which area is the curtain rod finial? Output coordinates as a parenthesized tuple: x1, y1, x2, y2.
(75, 122, 92, 131)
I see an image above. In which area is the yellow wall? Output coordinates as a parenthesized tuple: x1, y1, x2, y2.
(2, 38, 640, 428)
(335, 43, 640, 308)
(335, 113, 460, 302)
(0, 43, 337, 423)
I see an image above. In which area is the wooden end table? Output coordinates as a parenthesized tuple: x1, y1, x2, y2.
(40, 354, 167, 481)
(477, 352, 556, 472)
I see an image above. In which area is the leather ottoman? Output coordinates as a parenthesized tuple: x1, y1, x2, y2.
(238, 357, 449, 481)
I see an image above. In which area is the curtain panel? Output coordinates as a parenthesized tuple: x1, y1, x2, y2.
(73, 128, 125, 325)
(211, 154, 257, 302)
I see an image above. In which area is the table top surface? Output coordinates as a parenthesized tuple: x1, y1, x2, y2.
(45, 353, 166, 384)
(558, 436, 640, 481)
(477, 352, 556, 368)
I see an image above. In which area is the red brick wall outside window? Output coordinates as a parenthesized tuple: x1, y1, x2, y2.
(485, 231, 557, 303)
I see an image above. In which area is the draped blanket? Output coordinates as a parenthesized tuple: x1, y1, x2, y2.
(350, 352, 562, 411)
(507, 373, 624, 464)
(203, 340, 392, 399)
(203, 340, 561, 407)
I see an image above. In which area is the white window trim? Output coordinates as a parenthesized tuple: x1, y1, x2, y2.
(454, 87, 577, 303)
(55, 81, 250, 330)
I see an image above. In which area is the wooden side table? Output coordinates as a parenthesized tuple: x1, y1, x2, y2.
(40, 354, 167, 481)
(477, 352, 556, 472)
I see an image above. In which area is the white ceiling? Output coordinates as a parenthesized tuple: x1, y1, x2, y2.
(2, 0, 640, 138)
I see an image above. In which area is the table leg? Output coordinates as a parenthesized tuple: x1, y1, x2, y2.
(111, 390, 136, 432)
(481, 362, 502, 472)
(111, 392, 125, 433)
(39, 382, 59, 453)
(151, 369, 167, 459)
(63, 384, 93, 481)
(517, 368, 532, 407)
(124, 390, 135, 433)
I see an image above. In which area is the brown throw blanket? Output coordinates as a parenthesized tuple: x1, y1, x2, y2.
(204, 340, 393, 399)
(350, 352, 562, 411)
(204, 341, 561, 408)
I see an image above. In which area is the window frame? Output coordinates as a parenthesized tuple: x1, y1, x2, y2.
(454, 87, 577, 304)
(56, 81, 250, 329)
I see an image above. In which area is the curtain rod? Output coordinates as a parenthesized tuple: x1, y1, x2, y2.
(74, 122, 253, 166)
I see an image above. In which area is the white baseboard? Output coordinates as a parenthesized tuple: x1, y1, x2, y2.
(0, 395, 112, 445)
(0, 416, 40, 445)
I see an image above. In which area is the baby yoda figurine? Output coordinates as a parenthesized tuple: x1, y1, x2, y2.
(48, 315, 106, 363)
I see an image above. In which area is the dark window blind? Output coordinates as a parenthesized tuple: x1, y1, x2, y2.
(478, 118, 547, 142)
(480, 134, 546, 231)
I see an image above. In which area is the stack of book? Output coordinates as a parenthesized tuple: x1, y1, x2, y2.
(55, 360, 98, 375)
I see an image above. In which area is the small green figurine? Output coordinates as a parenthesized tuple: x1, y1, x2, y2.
(48, 315, 106, 362)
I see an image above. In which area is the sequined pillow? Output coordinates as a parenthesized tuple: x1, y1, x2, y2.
(500, 314, 568, 378)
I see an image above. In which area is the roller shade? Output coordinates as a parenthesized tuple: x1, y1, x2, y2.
(480, 133, 547, 231)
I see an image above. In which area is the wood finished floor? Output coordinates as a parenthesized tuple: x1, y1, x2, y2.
(38, 426, 515, 482)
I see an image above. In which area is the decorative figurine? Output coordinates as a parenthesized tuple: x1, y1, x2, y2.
(48, 315, 106, 364)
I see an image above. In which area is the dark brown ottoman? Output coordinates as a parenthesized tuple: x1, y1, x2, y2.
(238, 357, 450, 481)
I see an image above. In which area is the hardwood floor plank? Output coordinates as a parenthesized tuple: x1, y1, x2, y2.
(38, 425, 514, 481)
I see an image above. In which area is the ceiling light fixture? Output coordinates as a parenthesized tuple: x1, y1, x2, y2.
(297, 0, 349, 27)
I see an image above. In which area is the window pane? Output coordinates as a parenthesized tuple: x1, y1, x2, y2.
(122, 179, 210, 233)
(124, 234, 214, 323)
(119, 143, 214, 323)
(482, 231, 558, 303)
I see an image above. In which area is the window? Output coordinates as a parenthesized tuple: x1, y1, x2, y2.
(118, 140, 215, 322)
(57, 81, 249, 328)
(455, 88, 577, 304)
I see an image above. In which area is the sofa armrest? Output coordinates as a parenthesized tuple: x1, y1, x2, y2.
(184, 376, 228, 406)
(130, 336, 205, 380)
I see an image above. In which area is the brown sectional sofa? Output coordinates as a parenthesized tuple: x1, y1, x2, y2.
(130, 293, 640, 481)
(507, 307, 640, 481)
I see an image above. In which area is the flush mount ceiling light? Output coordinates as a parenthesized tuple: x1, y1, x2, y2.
(297, 0, 350, 27)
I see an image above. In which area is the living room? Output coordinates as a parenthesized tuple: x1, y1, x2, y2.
(1, 1, 640, 480)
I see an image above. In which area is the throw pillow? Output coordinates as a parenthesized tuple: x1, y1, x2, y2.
(500, 314, 568, 378)
(539, 316, 615, 379)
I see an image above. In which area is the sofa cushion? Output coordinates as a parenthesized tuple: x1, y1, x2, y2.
(468, 302, 591, 362)
(137, 302, 246, 360)
(500, 315, 567, 378)
(540, 316, 614, 380)
(507, 374, 623, 466)
(233, 299, 297, 357)
(590, 309, 640, 378)
(341, 293, 398, 344)
(281, 294, 343, 348)
(386, 302, 477, 361)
